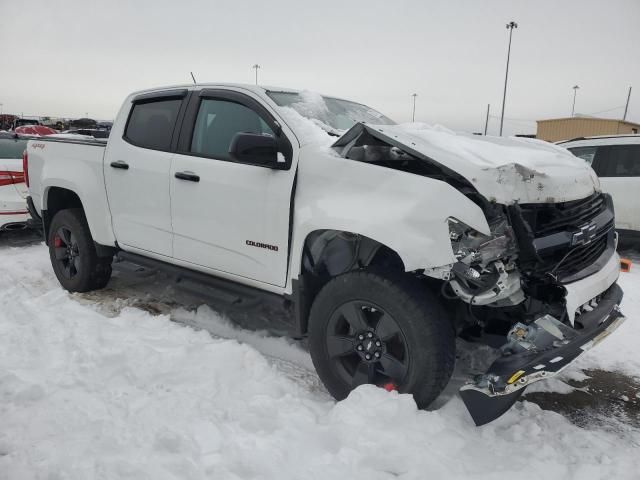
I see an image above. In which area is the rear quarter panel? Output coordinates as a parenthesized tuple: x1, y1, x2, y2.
(28, 139, 116, 246)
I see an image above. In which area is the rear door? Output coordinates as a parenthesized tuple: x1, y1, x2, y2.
(592, 144, 640, 232)
(169, 88, 297, 287)
(104, 90, 187, 257)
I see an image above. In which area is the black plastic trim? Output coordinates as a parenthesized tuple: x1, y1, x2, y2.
(132, 89, 188, 103)
(174, 171, 200, 182)
(26, 196, 41, 223)
(117, 250, 286, 309)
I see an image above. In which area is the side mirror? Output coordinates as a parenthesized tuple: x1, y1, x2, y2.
(228, 132, 284, 168)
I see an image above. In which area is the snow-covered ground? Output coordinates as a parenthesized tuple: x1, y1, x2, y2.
(1, 238, 639, 479)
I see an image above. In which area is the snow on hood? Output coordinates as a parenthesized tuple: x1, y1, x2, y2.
(376, 123, 600, 204)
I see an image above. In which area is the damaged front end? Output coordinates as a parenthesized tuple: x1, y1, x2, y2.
(452, 193, 624, 425)
(460, 284, 625, 425)
(331, 122, 625, 426)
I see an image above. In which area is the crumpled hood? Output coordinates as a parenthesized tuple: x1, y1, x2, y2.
(336, 123, 600, 205)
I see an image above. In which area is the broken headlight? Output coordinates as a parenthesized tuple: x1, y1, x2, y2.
(448, 217, 516, 267)
(447, 217, 523, 306)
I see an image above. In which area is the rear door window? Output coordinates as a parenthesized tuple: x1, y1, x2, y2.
(124, 99, 182, 151)
(597, 145, 640, 177)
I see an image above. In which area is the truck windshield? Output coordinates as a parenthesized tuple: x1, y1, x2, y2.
(266, 91, 395, 131)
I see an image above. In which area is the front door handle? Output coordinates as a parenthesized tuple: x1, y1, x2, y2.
(110, 160, 129, 170)
(174, 171, 200, 182)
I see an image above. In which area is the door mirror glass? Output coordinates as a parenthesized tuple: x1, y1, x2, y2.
(229, 132, 282, 168)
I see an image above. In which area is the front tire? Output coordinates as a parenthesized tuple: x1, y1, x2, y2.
(308, 270, 455, 408)
(48, 208, 112, 292)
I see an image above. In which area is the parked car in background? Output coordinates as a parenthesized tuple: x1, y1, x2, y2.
(14, 125, 57, 136)
(61, 128, 110, 139)
(559, 135, 640, 245)
(0, 133, 29, 231)
(12, 118, 40, 129)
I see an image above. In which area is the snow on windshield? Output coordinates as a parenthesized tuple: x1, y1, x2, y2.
(275, 103, 336, 147)
(267, 90, 395, 134)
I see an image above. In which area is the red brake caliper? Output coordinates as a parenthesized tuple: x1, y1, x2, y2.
(53, 236, 62, 248)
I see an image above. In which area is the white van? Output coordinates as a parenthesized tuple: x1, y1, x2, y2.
(559, 135, 640, 244)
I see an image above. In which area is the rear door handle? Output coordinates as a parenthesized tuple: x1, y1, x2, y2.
(174, 171, 200, 182)
(110, 160, 129, 170)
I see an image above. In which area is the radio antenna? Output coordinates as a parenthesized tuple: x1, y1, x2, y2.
(190, 72, 197, 84)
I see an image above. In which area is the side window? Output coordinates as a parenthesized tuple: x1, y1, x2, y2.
(599, 145, 640, 177)
(567, 146, 598, 165)
(190, 99, 274, 161)
(125, 99, 181, 151)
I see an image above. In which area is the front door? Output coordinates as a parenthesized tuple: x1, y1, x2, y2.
(104, 93, 185, 257)
(170, 90, 296, 286)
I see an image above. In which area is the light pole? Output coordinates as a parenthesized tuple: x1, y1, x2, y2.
(571, 85, 580, 117)
(252, 64, 261, 85)
(411, 93, 417, 122)
(499, 21, 518, 136)
(484, 103, 490, 135)
(623, 86, 632, 121)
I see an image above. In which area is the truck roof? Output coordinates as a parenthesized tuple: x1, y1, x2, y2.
(557, 133, 640, 145)
(127, 83, 360, 106)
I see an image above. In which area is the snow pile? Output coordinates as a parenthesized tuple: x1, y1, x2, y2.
(577, 262, 640, 376)
(1, 243, 639, 479)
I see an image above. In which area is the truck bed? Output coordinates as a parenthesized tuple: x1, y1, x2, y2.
(27, 134, 116, 246)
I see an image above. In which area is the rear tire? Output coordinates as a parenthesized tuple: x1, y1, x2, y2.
(308, 269, 455, 408)
(48, 208, 112, 292)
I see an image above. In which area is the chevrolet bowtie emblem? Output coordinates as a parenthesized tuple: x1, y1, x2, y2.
(571, 222, 598, 246)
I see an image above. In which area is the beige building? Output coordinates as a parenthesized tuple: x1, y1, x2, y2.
(536, 117, 640, 142)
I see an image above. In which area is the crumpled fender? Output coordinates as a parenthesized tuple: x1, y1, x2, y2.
(288, 147, 490, 286)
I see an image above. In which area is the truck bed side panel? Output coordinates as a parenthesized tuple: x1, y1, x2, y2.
(28, 139, 116, 246)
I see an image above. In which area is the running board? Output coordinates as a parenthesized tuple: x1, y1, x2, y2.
(116, 251, 286, 310)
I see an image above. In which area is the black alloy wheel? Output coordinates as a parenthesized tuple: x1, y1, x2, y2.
(47, 208, 113, 292)
(309, 270, 455, 409)
(326, 300, 408, 388)
(53, 226, 82, 279)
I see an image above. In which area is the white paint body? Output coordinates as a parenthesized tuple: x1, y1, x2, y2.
(560, 135, 640, 234)
(0, 158, 29, 229)
(26, 84, 615, 317)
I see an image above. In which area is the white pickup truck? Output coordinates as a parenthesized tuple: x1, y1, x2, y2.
(26, 83, 626, 425)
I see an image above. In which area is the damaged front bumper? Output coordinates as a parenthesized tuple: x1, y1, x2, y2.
(459, 282, 625, 426)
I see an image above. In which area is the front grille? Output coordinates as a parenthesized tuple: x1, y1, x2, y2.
(511, 192, 615, 282)
(552, 223, 610, 279)
(519, 192, 607, 237)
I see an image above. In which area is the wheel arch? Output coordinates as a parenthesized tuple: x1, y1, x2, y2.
(290, 229, 406, 337)
(42, 186, 116, 257)
(42, 186, 84, 245)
